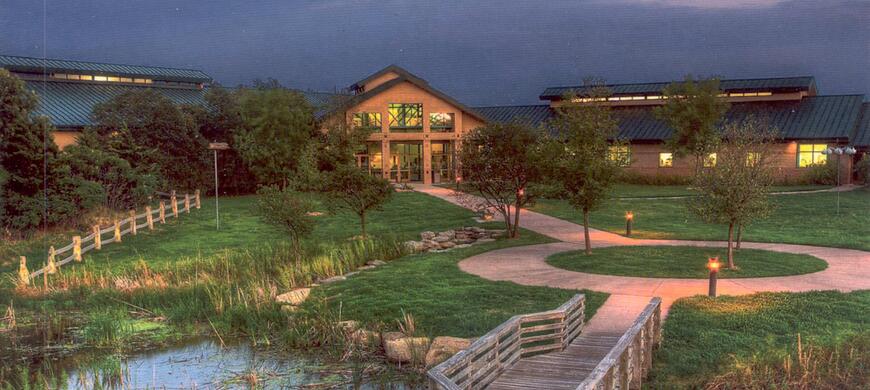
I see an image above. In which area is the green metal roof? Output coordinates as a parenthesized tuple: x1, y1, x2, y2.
(853, 103, 870, 147)
(1, 54, 211, 83)
(477, 95, 864, 142)
(540, 76, 816, 100)
(24, 80, 207, 128)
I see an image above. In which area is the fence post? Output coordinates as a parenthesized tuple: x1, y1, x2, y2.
(47, 246, 57, 274)
(195, 189, 201, 209)
(114, 220, 122, 242)
(18, 256, 29, 286)
(93, 225, 102, 250)
(73, 236, 82, 262)
(146, 206, 154, 230)
(159, 201, 166, 224)
(184, 193, 191, 213)
(171, 193, 179, 218)
(130, 210, 137, 235)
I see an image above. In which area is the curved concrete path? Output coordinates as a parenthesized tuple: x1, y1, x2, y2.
(416, 185, 870, 315)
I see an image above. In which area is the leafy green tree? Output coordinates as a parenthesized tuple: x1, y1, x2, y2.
(688, 117, 777, 268)
(0, 166, 7, 225)
(458, 121, 543, 238)
(654, 75, 730, 170)
(543, 84, 624, 254)
(257, 185, 316, 259)
(234, 88, 316, 187)
(91, 89, 209, 191)
(323, 164, 393, 238)
(0, 69, 58, 231)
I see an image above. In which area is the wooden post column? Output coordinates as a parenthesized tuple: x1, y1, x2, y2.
(130, 210, 137, 235)
(93, 225, 102, 250)
(146, 206, 154, 230)
(73, 236, 82, 262)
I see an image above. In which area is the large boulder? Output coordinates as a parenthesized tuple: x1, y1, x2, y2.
(425, 336, 473, 367)
(385, 336, 431, 364)
(420, 231, 436, 240)
(275, 288, 310, 305)
(439, 241, 456, 249)
(404, 240, 426, 253)
(433, 235, 451, 243)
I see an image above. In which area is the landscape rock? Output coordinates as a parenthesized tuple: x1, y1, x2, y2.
(351, 329, 381, 346)
(275, 288, 310, 305)
(385, 337, 431, 364)
(320, 275, 346, 284)
(358, 265, 376, 271)
(433, 235, 451, 243)
(425, 336, 473, 367)
(344, 271, 359, 278)
(420, 231, 436, 240)
(439, 241, 456, 249)
(382, 331, 406, 346)
(366, 260, 386, 266)
(405, 240, 425, 253)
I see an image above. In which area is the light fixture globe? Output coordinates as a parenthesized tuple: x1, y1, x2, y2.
(822, 148, 831, 155)
(834, 148, 844, 155)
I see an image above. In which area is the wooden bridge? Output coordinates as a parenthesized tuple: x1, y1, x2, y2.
(427, 295, 662, 390)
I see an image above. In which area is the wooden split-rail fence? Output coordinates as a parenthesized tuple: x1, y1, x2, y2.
(16, 190, 201, 286)
(428, 295, 662, 390)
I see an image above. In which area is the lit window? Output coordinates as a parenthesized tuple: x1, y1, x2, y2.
(659, 152, 673, 168)
(67, 74, 81, 80)
(746, 152, 761, 167)
(646, 95, 662, 100)
(93, 75, 107, 82)
(120, 77, 132, 83)
(608, 145, 631, 166)
(107, 76, 120, 82)
(703, 153, 717, 167)
(52, 73, 68, 79)
(429, 113, 455, 132)
(388, 103, 423, 132)
(757, 92, 772, 96)
(352, 112, 382, 131)
(79, 75, 93, 81)
(797, 144, 827, 167)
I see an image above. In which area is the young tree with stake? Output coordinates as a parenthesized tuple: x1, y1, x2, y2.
(323, 164, 393, 239)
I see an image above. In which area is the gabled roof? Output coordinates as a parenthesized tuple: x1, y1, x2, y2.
(540, 76, 816, 100)
(473, 105, 554, 127)
(333, 65, 486, 122)
(0, 54, 212, 83)
(477, 95, 864, 142)
(853, 103, 870, 147)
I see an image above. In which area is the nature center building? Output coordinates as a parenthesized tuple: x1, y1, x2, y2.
(2, 55, 869, 184)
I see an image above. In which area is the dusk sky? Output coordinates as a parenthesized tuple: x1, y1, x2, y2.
(1, 0, 867, 106)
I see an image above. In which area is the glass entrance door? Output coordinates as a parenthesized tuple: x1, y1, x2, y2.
(389, 142, 423, 182)
(431, 141, 454, 183)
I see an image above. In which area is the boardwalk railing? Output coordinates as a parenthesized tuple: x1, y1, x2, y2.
(576, 297, 662, 390)
(16, 190, 201, 286)
(428, 294, 586, 390)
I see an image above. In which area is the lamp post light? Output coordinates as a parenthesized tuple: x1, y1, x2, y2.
(208, 142, 230, 230)
(706, 257, 721, 297)
(821, 146, 856, 214)
(625, 211, 634, 236)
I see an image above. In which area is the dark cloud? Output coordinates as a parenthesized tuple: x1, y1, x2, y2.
(1, 0, 867, 105)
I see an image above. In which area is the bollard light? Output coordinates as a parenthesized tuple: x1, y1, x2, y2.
(706, 257, 720, 297)
(625, 211, 634, 236)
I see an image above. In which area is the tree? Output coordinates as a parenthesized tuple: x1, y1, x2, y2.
(543, 84, 624, 254)
(457, 121, 543, 238)
(91, 89, 209, 191)
(654, 75, 730, 171)
(688, 117, 777, 268)
(234, 88, 316, 187)
(0, 69, 58, 231)
(323, 164, 393, 238)
(257, 185, 316, 259)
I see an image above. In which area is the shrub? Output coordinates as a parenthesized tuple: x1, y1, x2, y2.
(854, 154, 870, 184)
(801, 162, 837, 185)
(256, 186, 316, 258)
(617, 170, 691, 185)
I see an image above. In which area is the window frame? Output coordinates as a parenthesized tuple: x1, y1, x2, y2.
(607, 145, 632, 167)
(659, 152, 674, 168)
(388, 103, 423, 132)
(429, 112, 455, 133)
(352, 112, 382, 132)
(703, 153, 717, 168)
(797, 143, 828, 168)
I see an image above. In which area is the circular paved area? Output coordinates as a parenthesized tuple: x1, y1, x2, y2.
(416, 185, 870, 315)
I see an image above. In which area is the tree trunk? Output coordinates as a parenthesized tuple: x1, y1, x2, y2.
(360, 212, 367, 239)
(583, 209, 592, 255)
(727, 222, 735, 269)
(511, 199, 522, 238)
(736, 224, 743, 249)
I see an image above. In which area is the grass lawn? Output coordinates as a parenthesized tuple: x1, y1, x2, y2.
(609, 184, 828, 198)
(546, 246, 827, 278)
(648, 290, 870, 388)
(529, 189, 870, 251)
(2, 191, 480, 278)
(310, 229, 609, 338)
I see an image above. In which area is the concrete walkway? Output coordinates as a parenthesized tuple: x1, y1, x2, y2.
(415, 185, 870, 320)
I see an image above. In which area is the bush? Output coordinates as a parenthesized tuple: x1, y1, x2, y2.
(257, 186, 316, 257)
(801, 162, 837, 185)
(617, 170, 691, 185)
(854, 154, 870, 184)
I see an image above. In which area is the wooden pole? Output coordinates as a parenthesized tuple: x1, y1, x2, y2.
(114, 219, 122, 242)
(130, 210, 137, 235)
(18, 256, 29, 286)
(184, 193, 191, 214)
(146, 206, 154, 230)
(171, 194, 179, 218)
(73, 236, 82, 262)
(195, 189, 201, 209)
(94, 225, 102, 250)
(43, 263, 48, 290)
(47, 246, 57, 274)
(159, 201, 166, 224)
